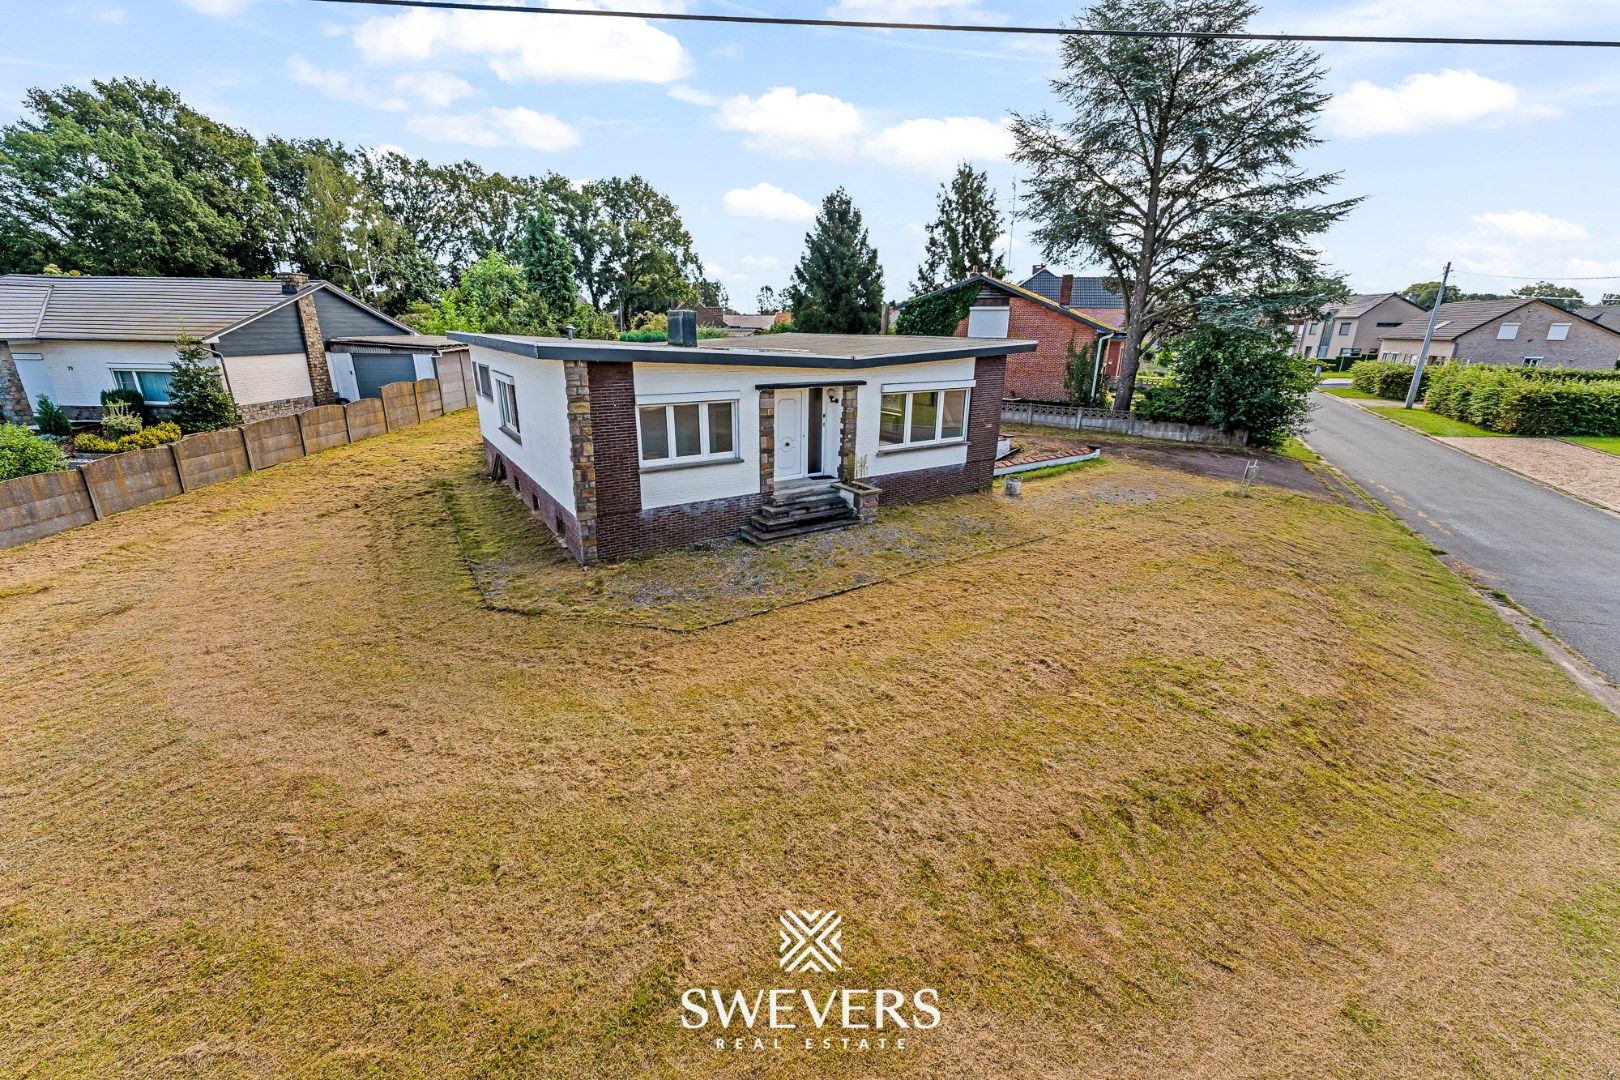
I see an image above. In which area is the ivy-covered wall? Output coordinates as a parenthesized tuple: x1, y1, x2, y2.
(895, 286, 978, 337)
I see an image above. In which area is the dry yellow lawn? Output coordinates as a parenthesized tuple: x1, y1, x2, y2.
(3, 411, 1620, 1079)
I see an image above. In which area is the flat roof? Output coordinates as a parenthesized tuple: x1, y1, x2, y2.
(448, 331, 1037, 369)
(327, 334, 465, 351)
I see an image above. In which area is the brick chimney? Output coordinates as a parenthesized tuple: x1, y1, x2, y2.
(1059, 274, 1075, 307)
(280, 272, 310, 295)
(1031, 264, 1045, 276)
(289, 283, 337, 406)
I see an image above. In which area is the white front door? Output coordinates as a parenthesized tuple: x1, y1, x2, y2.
(774, 388, 808, 482)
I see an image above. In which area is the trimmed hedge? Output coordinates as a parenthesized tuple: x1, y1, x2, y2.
(1426, 364, 1620, 436)
(1348, 360, 1426, 399)
(74, 421, 183, 454)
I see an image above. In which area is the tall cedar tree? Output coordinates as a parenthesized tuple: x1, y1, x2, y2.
(1010, 0, 1358, 410)
(914, 163, 1007, 294)
(787, 188, 884, 334)
(516, 202, 578, 316)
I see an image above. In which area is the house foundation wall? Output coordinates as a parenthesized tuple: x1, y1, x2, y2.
(484, 437, 586, 562)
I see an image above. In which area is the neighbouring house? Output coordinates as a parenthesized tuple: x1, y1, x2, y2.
(695, 308, 779, 336)
(0, 273, 469, 426)
(1021, 266, 1127, 331)
(1577, 304, 1620, 330)
(903, 271, 1122, 403)
(1292, 293, 1428, 361)
(452, 324, 1034, 564)
(1376, 298, 1620, 370)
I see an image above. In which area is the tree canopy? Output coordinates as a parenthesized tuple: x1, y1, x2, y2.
(786, 188, 884, 335)
(913, 163, 1006, 294)
(1011, 0, 1357, 410)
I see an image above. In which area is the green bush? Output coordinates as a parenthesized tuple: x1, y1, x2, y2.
(762, 319, 796, 334)
(1134, 325, 1316, 448)
(168, 335, 240, 433)
(73, 420, 182, 455)
(1348, 360, 1427, 399)
(32, 394, 73, 437)
(100, 401, 144, 436)
(100, 387, 146, 415)
(1426, 364, 1620, 436)
(618, 326, 731, 342)
(0, 422, 68, 480)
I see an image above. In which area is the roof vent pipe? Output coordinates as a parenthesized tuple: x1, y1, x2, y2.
(565, 324, 575, 340)
(668, 308, 697, 347)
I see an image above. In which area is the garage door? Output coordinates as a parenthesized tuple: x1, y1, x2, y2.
(352, 353, 419, 401)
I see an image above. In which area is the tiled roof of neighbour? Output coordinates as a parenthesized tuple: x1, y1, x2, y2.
(1328, 293, 1414, 319)
(451, 331, 1038, 369)
(0, 282, 50, 338)
(1577, 305, 1620, 328)
(0, 274, 414, 343)
(1377, 299, 1537, 341)
(903, 274, 1122, 333)
(1021, 268, 1124, 309)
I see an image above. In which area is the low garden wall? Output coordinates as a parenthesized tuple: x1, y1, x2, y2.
(1, 379, 457, 550)
(1003, 401, 1248, 448)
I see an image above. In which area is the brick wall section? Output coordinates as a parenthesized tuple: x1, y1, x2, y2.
(956, 295, 1107, 402)
(875, 356, 1006, 504)
(294, 291, 339, 405)
(758, 388, 776, 498)
(484, 437, 585, 561)
(837, 385, 858, 479)
(238, 395, 316, 422)
(585, 362, 650, 562)
(0, 341, 33, 425)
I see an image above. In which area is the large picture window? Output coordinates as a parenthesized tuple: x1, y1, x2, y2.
(879, 388, 969, 448)
(112, 369, 178, 404)
(638, 399, 737, 465)
(494, 374, 520, 440)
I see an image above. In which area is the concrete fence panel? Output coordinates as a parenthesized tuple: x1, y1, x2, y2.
(437, 348, 472, 413)
(243, 415, 305, 471)
(0, 469, 96, 548)
(345, 397, 386, 442)
(380, 381, 420, 432)
(172, 428, 250, 492)
(82, 444, 183, 517)
(414, 377, 444, 421)
(299, 404, 350, 454)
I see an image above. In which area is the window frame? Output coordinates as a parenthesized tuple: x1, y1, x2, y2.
(110, 366, 179, 404)
(877, 386, 972, 452)
(493, 372, 521, 442)
(1548, 323, 1572, 342)
(635, 396, 740, 469)
(474, 362, 494, 400)
(1523, 357, 1544, 368)
(1337, 322, 1352, 336)
(1497, 322, 1521, 340)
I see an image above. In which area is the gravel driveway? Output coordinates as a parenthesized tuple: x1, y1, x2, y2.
(1434, 437, 1620, 513)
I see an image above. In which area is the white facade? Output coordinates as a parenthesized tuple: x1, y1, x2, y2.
(469, 347, 979, 514)
(10, 338, 324, 409)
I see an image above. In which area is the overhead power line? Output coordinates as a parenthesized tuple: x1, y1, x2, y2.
(1452, 270, 1620, 282)
(303, 0, 1620, 48)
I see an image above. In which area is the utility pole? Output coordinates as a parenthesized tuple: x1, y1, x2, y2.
(1405, 261, 1450, 409)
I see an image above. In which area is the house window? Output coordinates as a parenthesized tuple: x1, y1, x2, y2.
(1497, 322, 1520, 340)
(878, 388, 970, 448)
(1308, 322, 1320, 335)
(1337, 322, 1352, 336)
(1339, 348, 1354, 358)
(494, 374, 520, 440)
(1548, 323, 1571, 341)
(637, 399, 737, 465)
(965, 306, 1011, 338)
(112, 368, 178, 404)
(1523, 357, 1543, 368)
(475, 362, 494, 399)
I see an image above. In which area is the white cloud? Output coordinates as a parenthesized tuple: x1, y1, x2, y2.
(667, 85, 718, 107)
(1323, 69, 1551, 137)
(714, 87, 865, 158)
(350, 6, 690, 85)
(407, 107, 582, 151)
(401, 71, 478, 109)
(702, 85, 1010, 176)
(868, 115, 1014, 176)
(182, 0, 256, 12)
(723, 182, 817, 222)
(1299, 0, 1611, 36)
(288, 56, 408, 112)
(740, 255, 784, 271)
(1474, 211, 1589, 243)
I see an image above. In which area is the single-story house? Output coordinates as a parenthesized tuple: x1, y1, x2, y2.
(0, 273, 469, 426)
(1292, 293, 1427, 361)
(1376, 298, 1620, 370)
(903, 272, 1122, 404)
(451, 326, 1035, 564)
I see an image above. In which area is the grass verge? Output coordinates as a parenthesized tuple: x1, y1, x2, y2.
(1378, 407, 1508, 438)
(1564, 436, 1620, 457)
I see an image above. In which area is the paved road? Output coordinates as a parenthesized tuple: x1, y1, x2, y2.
(1307, 394, 1620, 682)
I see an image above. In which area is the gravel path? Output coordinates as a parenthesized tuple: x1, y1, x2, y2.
(1434, 437, 1620, 513)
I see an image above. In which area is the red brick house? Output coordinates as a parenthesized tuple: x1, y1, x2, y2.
(906, 272, 1123, 403)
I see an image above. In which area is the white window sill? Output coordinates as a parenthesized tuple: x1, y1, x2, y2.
(876, 438, 968, 455)
(639, 454, 743, 474)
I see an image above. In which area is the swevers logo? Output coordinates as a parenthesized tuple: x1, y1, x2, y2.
(778, 909, 842, 974)
(682, 909, 940, 1054)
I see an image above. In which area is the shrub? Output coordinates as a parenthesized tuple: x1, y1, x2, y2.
(762, 319, 797, 334)
(1426, 364, 1620, 436)
(73, 421, 181, 455)
(0, 423, 68, 480)
(168, 335, 239, 433)
(32, 394, 73, 437)
(100, 401, 144, 436)
(1136, 325, 1316, 448)
(894, 287, 976, 336)
(100, 387, 146, 415)
(1348, 360, 1427, 400)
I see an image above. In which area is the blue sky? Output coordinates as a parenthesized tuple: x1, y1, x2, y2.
(7, 0, 1620, 309)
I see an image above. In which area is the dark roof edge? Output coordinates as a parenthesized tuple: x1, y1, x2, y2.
(449, 331, 1037, 368)
(202, 281, 415, 343)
